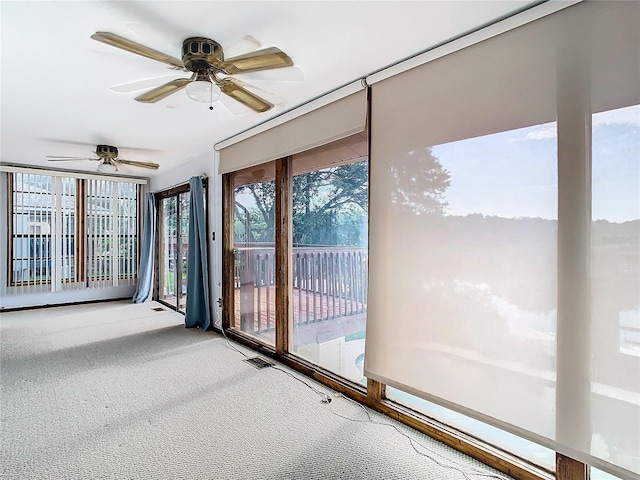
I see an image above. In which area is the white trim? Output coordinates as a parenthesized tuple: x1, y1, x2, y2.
(214, 80, 365, 151)
(365, 0, 581, 86)
(0, 164, 148, 184)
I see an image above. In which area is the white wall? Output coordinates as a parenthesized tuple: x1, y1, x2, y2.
(148, 149, 223, 328)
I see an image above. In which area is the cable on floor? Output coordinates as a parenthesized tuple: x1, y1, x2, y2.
(214, 304, 513, 480)
(332, 393, 513, 480)
(214, 305, 249, 358)
(270, 365, 332, 402)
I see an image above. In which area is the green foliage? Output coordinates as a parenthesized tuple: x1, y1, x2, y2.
(235, 181, 276, 242)
(235, 152, 451, 246)
(390, 146, 451, 215)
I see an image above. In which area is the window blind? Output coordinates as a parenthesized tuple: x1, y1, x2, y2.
(6, 171, 140, 294)
(365, 1, 640, 477)
(9, 172, 59, 293)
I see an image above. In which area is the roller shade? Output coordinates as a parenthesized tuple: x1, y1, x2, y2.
(365, 1, 640, 478)
(218, 85, 366, 175)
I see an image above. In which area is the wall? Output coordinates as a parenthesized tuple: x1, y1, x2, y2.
(148, 150, 223, 328)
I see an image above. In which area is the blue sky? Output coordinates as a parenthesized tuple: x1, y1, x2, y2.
(433, 105, 640, 223)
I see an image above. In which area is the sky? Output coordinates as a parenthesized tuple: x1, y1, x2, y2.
(433, 104, 640, 223)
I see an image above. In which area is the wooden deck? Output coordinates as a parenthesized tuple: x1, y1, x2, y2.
(234, 285, 367, 344)
(235, 285, 366, 326)
(158, 294, 186, 312)
(158, 285, 367, 347)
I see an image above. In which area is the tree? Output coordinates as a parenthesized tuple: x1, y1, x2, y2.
(234, 151, 451, 245)
(235, 181, 276, 243)
(291, 161, 369, 245)
(391, 146, 451, 215)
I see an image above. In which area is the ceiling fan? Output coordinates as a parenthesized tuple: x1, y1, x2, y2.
(46, 145, 159, 173)
(91, 32, 294, 112)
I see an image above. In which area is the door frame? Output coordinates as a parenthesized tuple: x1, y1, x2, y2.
(154, 180, 208, 313)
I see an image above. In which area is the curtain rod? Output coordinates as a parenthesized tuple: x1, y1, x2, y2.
(151, 174, 208, 193)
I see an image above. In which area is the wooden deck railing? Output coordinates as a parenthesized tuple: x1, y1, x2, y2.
(234, 243, 368, 333)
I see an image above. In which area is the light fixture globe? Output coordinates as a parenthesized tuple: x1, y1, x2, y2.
(98, 161, 117, 173)
(185, 80, 221, 103)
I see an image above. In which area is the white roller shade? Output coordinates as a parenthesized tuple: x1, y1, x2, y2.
(218, 85, 366, 175)
(365, 1, 639, 478)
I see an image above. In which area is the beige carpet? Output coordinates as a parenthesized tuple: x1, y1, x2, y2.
(0, 300, 513, 480)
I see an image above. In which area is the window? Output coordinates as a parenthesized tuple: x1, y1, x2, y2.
(291, 133, 368, 384)
(10, 173, 57, 285)
(365, 1, 639, 476)
(386, 387, 556, 469)
(590, 104, 640, 472)
(377, 118, 559, 469)
(8, 172, 139, 290)
(231, 161, 276, 346)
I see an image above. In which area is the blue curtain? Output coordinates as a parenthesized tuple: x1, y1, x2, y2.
(184, 176, 211, 330)
(132, 192, 156, 303)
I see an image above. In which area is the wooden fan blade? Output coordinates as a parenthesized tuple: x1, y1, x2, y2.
(219, 78, 274, 112)
(218, 47, 293, 75)
(235, 66, 305, 83)
(135, 78, 192, 103)
(115, 158, 159, 170)
(227, 78, 286, 107)
(46, 156, 97, 161)
(223, 35, 262, 59)
(91, 32, 185, 69)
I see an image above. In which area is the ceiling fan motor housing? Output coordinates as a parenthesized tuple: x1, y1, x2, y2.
(182, 37, 224, 72)
(96, 145, 118, 159)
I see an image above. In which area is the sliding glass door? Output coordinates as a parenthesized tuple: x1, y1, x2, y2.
(157, 190, 190, 313)
(178, 192, 189, 312)
(224, 134, 369, 373)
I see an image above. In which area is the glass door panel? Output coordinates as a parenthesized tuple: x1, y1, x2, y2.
(178, 192, 190, 314)
(232, 161, 276, 346)
(290, 133, 369, 385)
(159, 196, 177, 307)
(156, 185, 205, 314)
(590, 104, 640, 472)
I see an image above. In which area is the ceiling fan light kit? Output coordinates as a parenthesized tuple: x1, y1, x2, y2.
(185, 79, 222, 103)
(97, 161, 118, 173)
(91, 32, 294, 112)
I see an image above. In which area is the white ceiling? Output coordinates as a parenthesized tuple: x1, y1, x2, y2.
(1, 0, 535, 178)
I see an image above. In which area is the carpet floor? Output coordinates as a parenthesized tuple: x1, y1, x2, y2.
(0, 300, 514, 480)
